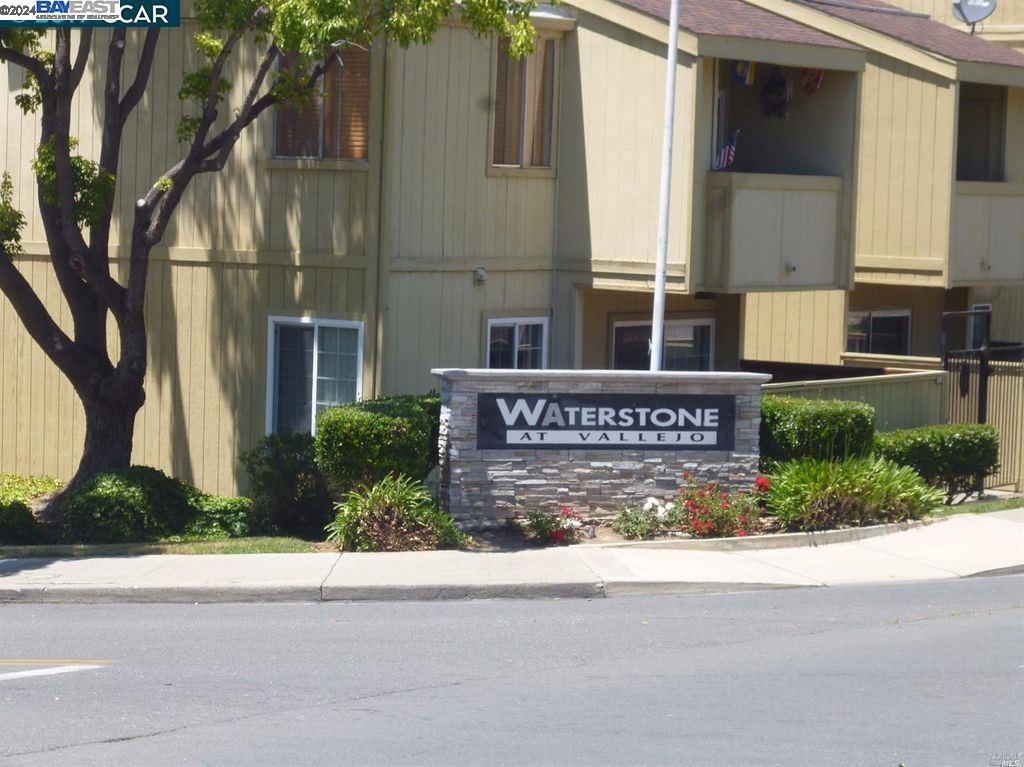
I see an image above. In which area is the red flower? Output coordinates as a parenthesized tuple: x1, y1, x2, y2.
(754, 475, 771, 494)
(736, 530, 748, 537)
(682, 471, 691, 480)
(551, 529, 566, 543)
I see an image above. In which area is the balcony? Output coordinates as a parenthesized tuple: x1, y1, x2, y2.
(950, 182, 1024, 285)
(703, 172, 846, 292)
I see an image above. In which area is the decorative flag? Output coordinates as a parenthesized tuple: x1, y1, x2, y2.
(713, 130, 740, 171)
(732, 61, 756, 86)
(801, 68, 825, 95)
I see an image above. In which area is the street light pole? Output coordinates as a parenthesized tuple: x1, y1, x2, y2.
(649, 0, 681, 371)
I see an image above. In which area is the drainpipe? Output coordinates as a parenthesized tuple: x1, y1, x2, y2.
(649, 0, 680, 371)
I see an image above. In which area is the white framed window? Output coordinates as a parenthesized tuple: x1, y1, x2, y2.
(968, 303, 993, 350)
(486, 317, 549, 369)
(265, 316, 364, 435)
(612, 318, 715, 372)
(846, 310, 911, 356)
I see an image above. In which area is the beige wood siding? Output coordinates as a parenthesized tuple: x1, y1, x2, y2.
(705, 173, 846, 291)
(555, 12, 698, 280)
(884, 0, 1024, 30)
(0, 27, 383, 494)
(0, 257, 369, 495)
(740, 290, 847, 365)
(378, 25, 560, 394)
(382, 270, 552, 394)
(854, 54, 957, 285)
(848, 283, 970, 357)
(971, 284, 1024, 342)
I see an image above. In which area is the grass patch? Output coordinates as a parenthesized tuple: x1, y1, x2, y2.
(0, 536, 319, 558)
(927, 496, 1023, 518)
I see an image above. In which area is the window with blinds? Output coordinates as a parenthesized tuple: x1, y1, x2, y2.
(492, 38, 557, 169)
(274, 47, 371, 161)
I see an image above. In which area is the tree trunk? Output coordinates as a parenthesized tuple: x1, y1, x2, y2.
(57, 384, 145, 499)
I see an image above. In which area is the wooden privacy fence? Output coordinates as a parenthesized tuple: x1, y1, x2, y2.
(763, 370, 948, 432)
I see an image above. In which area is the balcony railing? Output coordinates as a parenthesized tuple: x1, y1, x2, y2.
(950, 182, 1024, 285)
(704, 172, 846, 292)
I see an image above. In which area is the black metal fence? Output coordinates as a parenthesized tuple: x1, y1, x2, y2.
(944, 346, 1024, 490)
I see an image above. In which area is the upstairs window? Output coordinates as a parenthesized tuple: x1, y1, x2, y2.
(274, 47, 371, 161)
(846, 311, 911, 356)
(492, 37, 557, 169)
(956, 82, 1006, 182)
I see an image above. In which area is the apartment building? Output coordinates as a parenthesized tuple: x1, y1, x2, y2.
(1, 0, 1022, 494)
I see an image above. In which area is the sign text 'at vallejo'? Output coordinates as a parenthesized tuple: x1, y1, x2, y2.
(477, 393, 736, 451)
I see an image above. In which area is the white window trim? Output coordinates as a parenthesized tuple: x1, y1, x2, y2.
(612, 318, 716, 371)
(486, 316, 550, 369)
(969, 303, 993, 349)
(264, 315, 365, 435)
(847, 309, 912, 355)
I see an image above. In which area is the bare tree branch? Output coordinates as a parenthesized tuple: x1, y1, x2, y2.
(120, 29, 161, 114)
(69, 29, 93, 92)
(0, 251, 96, 387)
(0, 44, 51, 85)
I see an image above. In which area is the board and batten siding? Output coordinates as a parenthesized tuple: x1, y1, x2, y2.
(378, 25, 560, 394)
(0, 258, 368, 495)
(555, 11, 698, 282)
(740, 290, 847, 365)
(764, 370, 948, 432)
(854, 54, 957, 286)
(0, 27, 382, 494)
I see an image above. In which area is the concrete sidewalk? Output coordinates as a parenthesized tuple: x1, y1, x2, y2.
(0, 510, 1021, 603)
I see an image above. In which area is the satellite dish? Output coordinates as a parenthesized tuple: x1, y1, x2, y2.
(952, 0, 997, 26)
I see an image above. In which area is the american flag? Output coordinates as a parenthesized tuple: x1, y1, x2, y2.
(713, 130, 740, 171)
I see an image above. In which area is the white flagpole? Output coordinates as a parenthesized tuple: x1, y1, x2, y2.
(649, 0, 681, 371)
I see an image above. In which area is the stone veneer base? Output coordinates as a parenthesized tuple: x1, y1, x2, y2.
(432, 369, 770, 529)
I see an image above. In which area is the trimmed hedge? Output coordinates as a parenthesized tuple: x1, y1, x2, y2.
(0, 473, 61, 545)
(315, 395, 440, 496)
(59, 466, 255, 544)
(59, 466, 199, 544)
(240, 433, 332, 538)
(761, 395, 876, 469)
(874, 423, 999, 502)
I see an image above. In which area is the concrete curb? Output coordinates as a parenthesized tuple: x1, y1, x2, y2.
(0, 585, 325, 604)
(321, 581, 605, 602)
(585, 518, 942, 552)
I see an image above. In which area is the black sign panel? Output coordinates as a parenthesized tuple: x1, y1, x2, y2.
(477, 393, 736, 451)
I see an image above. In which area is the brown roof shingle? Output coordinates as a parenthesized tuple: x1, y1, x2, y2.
(614, 0, 863, 50)
(800, 0, 1024, 68)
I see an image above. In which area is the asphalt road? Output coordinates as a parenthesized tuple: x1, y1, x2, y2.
(0, 577, 1021, 766)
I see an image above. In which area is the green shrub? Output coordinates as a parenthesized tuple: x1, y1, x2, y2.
(874, 423, 999, 502)
(240, 433, 332, 538)
(0, 473, 62, 501)
(315, 404, 433, 496)
(353, 394, 441, 468)
(325, 473, 468, 552)
(611, 504, 665, 541)
(181, 496, 254, 541)
(513, 507, 586, 545)
(761, 396, 876, 470)
(0, 501, 42, 545)
(60, 466, 199, 543)
(767, 457, 943, 532)
(0, 473, 61, 545)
